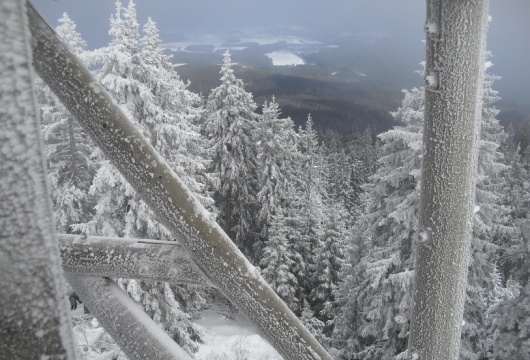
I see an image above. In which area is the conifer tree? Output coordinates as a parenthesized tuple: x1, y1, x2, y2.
(321, 132, 357, 214)
(138, 17, 213, 210)
(79, 0, 147, 238)
(460, 64, 511, 360)
(295, 114, 325, 308)
(260, 209, 299, 311)
(488, 140, 530, 359)
(38, 12, 96, 233)
(205, 50, 259, 258)
(334, 87, 424, 359)
(334, 65, 510, 358)
(75, 2, 205, 353)
(309, 200, 348, 336)
(253, 97, 299, 259)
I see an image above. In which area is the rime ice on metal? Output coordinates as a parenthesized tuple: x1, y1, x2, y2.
(59, 234, 214, 287)
(28, 3, 332, 360)
(410, 1, 489, 359)
(65, 274, 193, 360)
(0, 1, 75, 358)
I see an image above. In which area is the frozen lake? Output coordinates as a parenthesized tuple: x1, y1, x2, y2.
(266, 50, 305, 66)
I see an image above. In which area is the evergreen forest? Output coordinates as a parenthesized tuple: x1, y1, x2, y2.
(35, 2, 530, 359)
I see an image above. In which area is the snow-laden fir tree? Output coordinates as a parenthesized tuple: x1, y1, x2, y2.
(253, 97, 300, 259)
(460, 61, 512, 360)
(333, 64, 511, 358)
(75, 2, 205, 353)
(309, 200, 348, 337)
(138, 18, 213, 210)
(37, 12, 97, 233)
(205, 50, 259, 258)
(343, 125, 379, 213)
(78, 0, 148, 238)
(321, 131, 358, 215)
(294, 114, 326, 310)
(333, 87, 424, 359)
(260, 209, 299, 311)
(487, 139, 530, 359)
(300, 299, 327, 347)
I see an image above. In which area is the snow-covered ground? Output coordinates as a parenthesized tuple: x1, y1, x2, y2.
(71, 305, 283, 359)
(194, 309, 283, 360)
(266, 51, 305, 66)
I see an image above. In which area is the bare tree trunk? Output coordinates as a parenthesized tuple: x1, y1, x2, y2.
(409, 1, 489, 359)
(27, 3, 332, 359)
(0, 1, 75, 358)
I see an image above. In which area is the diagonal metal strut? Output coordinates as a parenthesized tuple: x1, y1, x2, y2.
(27, 2, 333, 359)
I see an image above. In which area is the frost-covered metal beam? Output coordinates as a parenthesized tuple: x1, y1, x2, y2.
(27, 3, 332, 360)
(0, 1, 75, 358)
(409, 1, 489, 359)
(59, 234, 214, 287)
(65, 274, 193, 360)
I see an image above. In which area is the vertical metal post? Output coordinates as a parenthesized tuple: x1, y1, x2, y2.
(409, 1, 489, 359)
(0, 0, 75, 358)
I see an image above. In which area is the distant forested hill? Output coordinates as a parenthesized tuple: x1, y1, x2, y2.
(173, 48, 408, 133)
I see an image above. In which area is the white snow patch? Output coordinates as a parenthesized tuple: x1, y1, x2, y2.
(484, 61, 493, 70)
(193, 310, 282, 360)
(355, 71, 367, 77)
(241, 35, 321, 46)
(474, 206, 480, 213)
(217, 46, 248, 52)
(173, 63, 187, 67)
(266, 51, 305, 66)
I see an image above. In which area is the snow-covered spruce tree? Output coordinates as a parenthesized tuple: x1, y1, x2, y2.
(205, 50, 259, 259)
(253, 97, 300, 259)
(333, 87, 424, 359)
(76, 2, 204, 353)
(139, 18, 213, 210)
(300, 299, 328, 347)
(78, 0, 147, 238)
(517, 117, 530, 155)
(321, 131, 358, 216)
(346, 126, 379, 198)
(309, 200, 348, 337)
(294, 114, 326, 308)
(260, 209, 299, 311)
(460, 61, 512, 360)
(333, 65, 509, 358)
(487, 140, 530, 359)
(37, 12, 97, 233)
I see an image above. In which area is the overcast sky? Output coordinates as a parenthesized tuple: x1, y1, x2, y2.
(32, 0, 530, 107)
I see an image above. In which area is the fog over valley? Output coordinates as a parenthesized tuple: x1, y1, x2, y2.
(34, 0, 530, 132)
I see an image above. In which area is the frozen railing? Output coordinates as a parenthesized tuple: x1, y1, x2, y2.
(0, 1, 333, 359)
(59, 234, 214, 287)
